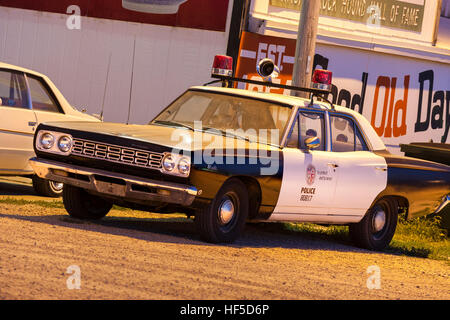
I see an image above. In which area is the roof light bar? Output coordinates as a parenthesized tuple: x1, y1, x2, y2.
(206, 55, 334, 108)
(311, 69, 333, 91)
(211, 55, 233, 77)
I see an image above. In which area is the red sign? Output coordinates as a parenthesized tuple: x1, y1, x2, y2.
(0, 0, 229, 32)
(235, 31, 297, 94)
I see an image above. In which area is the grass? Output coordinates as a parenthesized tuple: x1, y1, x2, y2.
(285, 215, 450, 261)
(0, 196, 186, 220)
(1, 197, 449, 261)
(0, 197, 64, 208)
(388, 215, 449, 261)
(0, 197, 134, 211)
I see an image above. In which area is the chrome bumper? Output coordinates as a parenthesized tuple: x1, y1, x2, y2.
(29, 157, 199, 206)
(434, 195, 450, 214)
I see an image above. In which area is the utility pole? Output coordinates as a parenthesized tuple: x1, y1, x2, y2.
(292, 0, 321, 98)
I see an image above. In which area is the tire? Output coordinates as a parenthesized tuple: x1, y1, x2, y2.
(62, 184, 112, 220)
(349, 198, 398, 251)
(32, 175, 64, 198)
(195, 179, 249, 243)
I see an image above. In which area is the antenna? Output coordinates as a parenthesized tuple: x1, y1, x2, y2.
(127, 36, 137, 125)
(100, 52, 112, 121)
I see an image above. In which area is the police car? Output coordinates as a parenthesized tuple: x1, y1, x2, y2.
(29, 55, 450, 251)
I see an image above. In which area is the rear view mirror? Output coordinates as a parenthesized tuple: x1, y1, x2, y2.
(305, 136, 320, 150)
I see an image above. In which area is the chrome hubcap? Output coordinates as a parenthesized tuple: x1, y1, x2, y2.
(219, 199, 235, 225)
(372, 209, 386, 232)
(50, 181, 64, 192)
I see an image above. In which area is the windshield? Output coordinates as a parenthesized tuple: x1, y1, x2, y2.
(150, 90, 293, 146)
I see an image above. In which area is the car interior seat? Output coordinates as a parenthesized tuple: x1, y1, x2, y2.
(334, 133, 353, 152)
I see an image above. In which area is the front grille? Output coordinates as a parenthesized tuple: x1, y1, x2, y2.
(71, 139, 163, 170)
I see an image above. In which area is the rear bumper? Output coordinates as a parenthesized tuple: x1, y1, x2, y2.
(29, 157, 199, 206)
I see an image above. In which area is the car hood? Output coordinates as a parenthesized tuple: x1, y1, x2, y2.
(39, 121, 280, 152)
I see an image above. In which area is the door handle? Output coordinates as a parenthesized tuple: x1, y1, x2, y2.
(28, 121, 37, 127)
(327, 163, 339, 168)
(375, 167, 387, 172)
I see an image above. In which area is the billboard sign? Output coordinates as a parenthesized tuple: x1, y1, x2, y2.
(0, 0, 229, 32)
(235, 31, 450, 150)
(269, 0, 425, 32)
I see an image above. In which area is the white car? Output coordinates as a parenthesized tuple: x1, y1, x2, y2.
(0, 62, 100, 197)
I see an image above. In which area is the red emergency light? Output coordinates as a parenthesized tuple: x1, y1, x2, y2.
(311, 69, 333, 91)
(207, 54, 334, 108)
(211, 55, 233, 77)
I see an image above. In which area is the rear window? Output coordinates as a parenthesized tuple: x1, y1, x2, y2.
(330, 115, 368, 152)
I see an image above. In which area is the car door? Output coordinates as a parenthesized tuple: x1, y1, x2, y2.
(327, 113, 387, 218)
(0, 69, 37, 173)
(273, 109, 339, 219)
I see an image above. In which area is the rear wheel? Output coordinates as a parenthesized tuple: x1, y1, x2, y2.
(195, 179, 249, 243)
(63, 184, 112, 220)
(349, 198, 398, 251)
(32, 175, 63, 198)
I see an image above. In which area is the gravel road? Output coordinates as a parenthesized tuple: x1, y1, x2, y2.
(0, 201, 448, 300)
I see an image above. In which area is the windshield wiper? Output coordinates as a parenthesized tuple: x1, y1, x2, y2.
(201, 126, 252, 143)
(153, 120, 194, 131)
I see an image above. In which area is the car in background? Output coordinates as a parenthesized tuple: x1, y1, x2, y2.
(0, 62, 100, 197)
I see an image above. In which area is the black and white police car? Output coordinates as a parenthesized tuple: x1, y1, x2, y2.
(29, 55, 450, 251)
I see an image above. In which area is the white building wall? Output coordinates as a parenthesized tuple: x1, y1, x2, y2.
(0, 6, 231, 124)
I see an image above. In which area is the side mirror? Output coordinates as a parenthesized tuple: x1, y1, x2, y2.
(305, 136, 320, 151)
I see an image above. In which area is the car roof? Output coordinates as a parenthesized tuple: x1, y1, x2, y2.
(190, 85, 386, 151)
(0, 61, 44, 78)
(191, 85, 322, 108)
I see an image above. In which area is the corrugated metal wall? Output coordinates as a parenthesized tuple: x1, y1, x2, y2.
(0, 6, 229, 124)
(443, 0, 450, 17)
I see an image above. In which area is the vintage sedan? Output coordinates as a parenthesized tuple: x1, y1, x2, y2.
(28, 58, 449, 250)
(0, 62, 99, 196)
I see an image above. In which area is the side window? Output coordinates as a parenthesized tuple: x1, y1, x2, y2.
(355, 128, 368, 151)
(286, 112, 325, 150)
(331, 115, 368, 152)
(286, 115, 299, 148)
(299, 112, 325, 151)
(27, 75, 62, 113)
(0, 70, 28, 108)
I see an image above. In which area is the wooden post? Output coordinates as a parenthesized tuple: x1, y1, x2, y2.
(292, 0, 321, 98)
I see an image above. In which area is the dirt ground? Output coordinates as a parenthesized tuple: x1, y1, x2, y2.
(0, 177, 449, 300)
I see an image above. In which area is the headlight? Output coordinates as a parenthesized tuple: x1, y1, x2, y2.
(58, 136, 72, 152)
(40, 133, 55, 149)
(162, 154, 176, 171)
(178, 158, 190, 175)
(36, 131, 73, 155)
(161, 153, 191, 177)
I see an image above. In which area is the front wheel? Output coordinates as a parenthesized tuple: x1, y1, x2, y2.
(349, 198, 398, 251)
(195, 179, 249, 243)
(63, 184, 112, 220)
